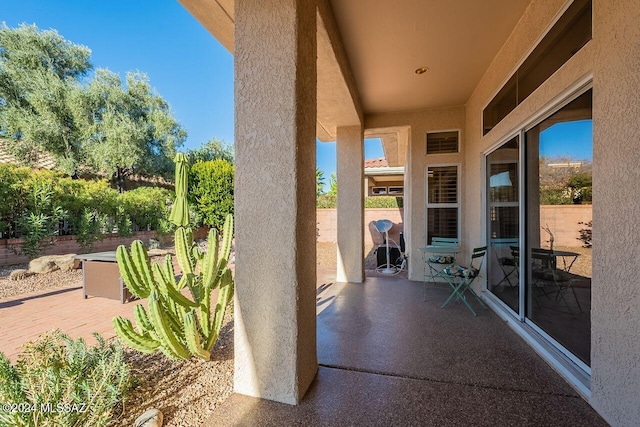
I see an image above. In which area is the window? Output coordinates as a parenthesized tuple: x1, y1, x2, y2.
(371, 186, 387, 196)
(388, 186, 404, 195)
(426, 165, 459, 244)
(427, 131, 459, 154)
(483, 0, 592, 135)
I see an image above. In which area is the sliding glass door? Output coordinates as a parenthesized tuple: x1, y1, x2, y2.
(486, 88, 592, 367)
(525, 89, 592, 366)
(487, 137, 520, 313)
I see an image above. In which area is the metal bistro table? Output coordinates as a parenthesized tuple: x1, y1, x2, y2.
(551, 249, 580, 272)
(75, 251, 161, 303)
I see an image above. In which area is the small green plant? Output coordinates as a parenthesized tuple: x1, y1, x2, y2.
(17, 181, 67, 259)
(75, 208, 109, 252)
(0, 330, 131, 427)
(112, 215, 234, 361)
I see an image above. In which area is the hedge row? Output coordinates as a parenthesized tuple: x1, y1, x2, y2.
(316, 195, 403, 209)
(0, 164, 173, 249)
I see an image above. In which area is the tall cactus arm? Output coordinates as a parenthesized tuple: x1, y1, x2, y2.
(153, 263, 198, 308)
(147, 291, 191, 359)
(113, 317, 160, 353)
(221, 215, 234, 261)
(133, 305, 160, 342)
(175, 227, 194, 277)
(201, 229, 219, 289)
(184, 310, 211, 360)
(199, 288, 211, 338)
(130, 240, 156, 290)
(205, 269, 234, 351)
(116, 245, 150, 299)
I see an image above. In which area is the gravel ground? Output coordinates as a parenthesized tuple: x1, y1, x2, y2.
(0, 264, 82, 300)
(113, 313, 234, 427)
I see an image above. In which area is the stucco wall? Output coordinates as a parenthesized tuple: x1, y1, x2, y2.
(317, 208, 404, 245)
(366, 107, 465, 281)
(590, 0, 640, 424)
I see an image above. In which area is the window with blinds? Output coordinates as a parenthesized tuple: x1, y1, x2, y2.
(426, 131, 459, 154)
(426, 165, 459, 243)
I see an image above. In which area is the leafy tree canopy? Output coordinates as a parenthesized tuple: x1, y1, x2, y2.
(0, 24, 92, 175)
(0, 24, 185, 188)
(77, 69, 186, 191)
(186, 137, 234, 164)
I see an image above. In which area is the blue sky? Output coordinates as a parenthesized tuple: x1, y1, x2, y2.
(540, 120, 593, 160)
(2, 0, 383, 186)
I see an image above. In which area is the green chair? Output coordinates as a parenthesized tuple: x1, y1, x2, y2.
(439, 246, 488, 316)
(421, 237, 459, 300)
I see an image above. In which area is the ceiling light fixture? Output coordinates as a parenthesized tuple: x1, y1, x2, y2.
(415, 66, 429, 75)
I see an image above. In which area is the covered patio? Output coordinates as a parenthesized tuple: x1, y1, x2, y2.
(208, 276, 605, 425)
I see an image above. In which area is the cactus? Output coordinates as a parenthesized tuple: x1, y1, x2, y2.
(112, 214, 234, 360)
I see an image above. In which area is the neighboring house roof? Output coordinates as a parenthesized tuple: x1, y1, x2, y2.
(365, 157, 389, 168)
(364, 157, 404, 177)
(0, 141, 57, 170)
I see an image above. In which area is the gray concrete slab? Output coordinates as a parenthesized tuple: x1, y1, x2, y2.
(205, 277, 606, 426)
(207, 367, 606, 426)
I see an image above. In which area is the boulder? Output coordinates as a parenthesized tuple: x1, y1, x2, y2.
(9, 269, 36, 281)
(134, 408, 163, 427)
(29, 254, 78, 274)
(29, 257, 59, 274)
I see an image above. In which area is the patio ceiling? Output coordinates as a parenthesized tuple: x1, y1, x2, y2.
(329, 0, 532, 114)
(179, 0, 532, 134)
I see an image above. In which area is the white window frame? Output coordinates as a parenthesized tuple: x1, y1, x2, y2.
(426, 163, 461, 244)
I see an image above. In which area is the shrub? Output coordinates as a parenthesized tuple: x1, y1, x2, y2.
(189, 159, 234, 231)
(17, 180, 67, 259)
(0, 330, 131, 427)
(316, 195, 403, 209)
(118, 186, 173, 232)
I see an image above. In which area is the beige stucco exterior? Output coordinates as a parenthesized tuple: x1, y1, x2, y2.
(336, 126, 364, 283)
(181, 0, 640, 423)
(232, 0, 318, 404)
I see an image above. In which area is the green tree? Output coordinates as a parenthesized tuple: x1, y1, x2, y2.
(187, 138, 234, 164)
(189, 159, 234, 231)
(77, 69, 186, 192)
(328, 171, 338, 196)
(0, 24, 91, 176)
(316, 167, 325, 197)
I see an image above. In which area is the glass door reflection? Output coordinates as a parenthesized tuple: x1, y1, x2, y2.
(487, 136, 520, 313)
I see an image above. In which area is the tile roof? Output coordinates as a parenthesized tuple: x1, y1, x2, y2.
(0, 140, 57, 170)
(364, 157, 388, 168)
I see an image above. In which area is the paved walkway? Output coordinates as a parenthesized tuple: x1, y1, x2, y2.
(208, 276, 606, 426)
(0, 284, 143, 360)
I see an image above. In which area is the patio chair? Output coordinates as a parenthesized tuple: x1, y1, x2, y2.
(490, 238, 519, 289)
(422, 237, 459, 299)
(439, 246, 488, 316)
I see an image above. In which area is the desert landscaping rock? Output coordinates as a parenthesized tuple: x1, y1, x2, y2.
(28, 254, 78, 274)
(134, 408, 163, 427)
(28, 257, 59, 274)
(0, 264, 82, 299)
(9, 269, 35, 281)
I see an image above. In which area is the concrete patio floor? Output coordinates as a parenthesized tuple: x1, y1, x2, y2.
(208, 275, 606, 426)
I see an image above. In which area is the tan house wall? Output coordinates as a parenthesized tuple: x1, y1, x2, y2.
(366, 107, 465, 281)
(317, 208, 404, 247)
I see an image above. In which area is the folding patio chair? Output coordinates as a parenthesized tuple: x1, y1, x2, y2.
(422, 237, 459, 299)
(490, 238, 519, 289)
(439, 246, 488, 316)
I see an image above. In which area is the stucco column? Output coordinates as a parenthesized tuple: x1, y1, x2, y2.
(234, 0, 317, 405)
(336, 126, 364, 283)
